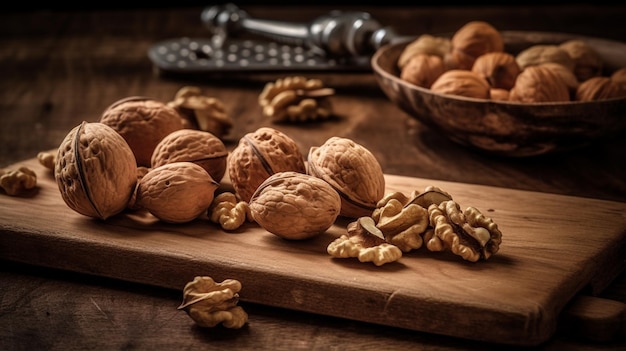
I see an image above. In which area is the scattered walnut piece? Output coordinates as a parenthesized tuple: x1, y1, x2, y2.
(258, 76, 334, 123)
(0, 166, 37, 196)
(371, 187, 452, 252)
(208, 192, 253, 231)
(37, 151, 56, 171)
(327, 217, 402, 266)
(426, 200, 502, 262)
(178, 276, 248, 329)
(168, 86, 234, 139)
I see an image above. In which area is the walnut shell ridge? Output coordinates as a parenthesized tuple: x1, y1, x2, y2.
(54, 121, 137, 220)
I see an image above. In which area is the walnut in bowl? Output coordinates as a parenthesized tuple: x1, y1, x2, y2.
(372, 31, 626, 157)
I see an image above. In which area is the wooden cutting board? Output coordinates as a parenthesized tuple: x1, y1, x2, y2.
(1, 156, 625, 346)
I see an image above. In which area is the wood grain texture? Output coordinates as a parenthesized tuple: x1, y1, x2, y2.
(1, 156, 625, 346)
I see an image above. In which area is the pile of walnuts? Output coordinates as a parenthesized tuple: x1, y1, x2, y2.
(398, 20, 626, 103)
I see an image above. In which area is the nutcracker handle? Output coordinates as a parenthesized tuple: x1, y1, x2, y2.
(200, 3, 398, 58)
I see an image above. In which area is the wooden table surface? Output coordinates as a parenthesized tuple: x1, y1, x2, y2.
(1, 4, 625, 350)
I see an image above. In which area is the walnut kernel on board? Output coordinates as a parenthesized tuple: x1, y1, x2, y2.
(327, 217, 403, 266)
(0, 166, 37, 196)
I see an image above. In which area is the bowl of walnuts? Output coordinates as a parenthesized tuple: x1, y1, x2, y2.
(371, 21, 626, 157)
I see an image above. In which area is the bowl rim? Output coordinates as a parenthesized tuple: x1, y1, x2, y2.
(371, 30, 626, 107)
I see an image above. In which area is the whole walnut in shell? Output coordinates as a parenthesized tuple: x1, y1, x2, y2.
(249, 171, 341, 240)
(558, 40, 603, 82)
(450, 21, 504, 70)
(151, 129, 228, 183)
(55, 121, 137, 220)
(307, 137, 385, 219)
(541, 62, 580, 96)
(227, 127, 306, 203)
(400, 54, 446, 89)
(397, 34, 452, 69)
(471, 52, 521, 90)
(509, 65, 571, 103)
(515, 45, 575, 72)
(100, 96, 184, 167)
(575, 76, 626, 101)
(135, 162, 219, 223)
(430, 70, 491, 99)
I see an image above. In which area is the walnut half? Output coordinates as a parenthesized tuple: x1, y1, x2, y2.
(425, 200, 502, 262)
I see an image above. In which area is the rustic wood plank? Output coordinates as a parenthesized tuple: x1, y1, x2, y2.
(1, 156, 625, 346)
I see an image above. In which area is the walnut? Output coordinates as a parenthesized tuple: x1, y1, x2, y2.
(490, 88, 510, 101)
(100, 96, 184, 167)
(400, 54, 446, 89)
(258, 76, 334, 123)
(509, 64, 571, 103)
(0, 166, 37, 196)
(575, 76, 626, 101)
(167, 86, 234, 139)
(307, 137, 386, 218)
(151, 128, 228, 183)
(471, 52, 521, 90)
(426, 200, 502, 262)
(327, 217, 403, 266)
(397, 34, 452, 69)
(227, 127, 306, 203)
(135, 162, 219, 223)
(515, 44, 575, 72)
(558, 40, 603, 82)
(249, 171, 341, 240)
(55, 121, 137, 220)
(541, 62, 580, 96)
(612, 67, 626, 83)
(178, 276, 248, 329)
(450, 21, 504, 70)
(430, 70, 491, 99)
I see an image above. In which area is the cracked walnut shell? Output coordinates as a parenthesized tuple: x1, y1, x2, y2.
(307, 137, 385, 219)
(227, 127, 306, 203)
(168, 86, 233, 139)
(55, 121, 137, 220)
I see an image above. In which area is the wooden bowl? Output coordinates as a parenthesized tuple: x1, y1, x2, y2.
(371, 31, 626, 157)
